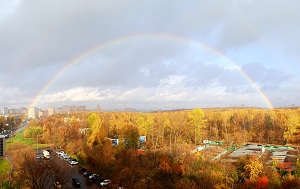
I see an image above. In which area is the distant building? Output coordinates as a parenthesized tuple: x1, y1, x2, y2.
(48, 107, 55, 116)
(39, 110, 48, 118)
(63, 106, 70, 113)
(8, 108, 21, 115)
(28, 107, 39, 119)
(21, 107, 27, 114)
(70, 106, 77, 112)
(77, 106, 86, 111)
(0, 107, 27, 115)
(56, 107, 64, 114)
(0, 107, 8, 115)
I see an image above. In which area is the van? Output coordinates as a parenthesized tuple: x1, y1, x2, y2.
(42, 150, 50, 159)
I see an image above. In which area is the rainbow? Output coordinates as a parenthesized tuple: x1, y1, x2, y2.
(28, 33, 274, 109)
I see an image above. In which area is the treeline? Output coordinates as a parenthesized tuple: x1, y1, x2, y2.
(0, 115, 23, 133)
(27, 107, 300, 150)
(11, 107, 300, 188)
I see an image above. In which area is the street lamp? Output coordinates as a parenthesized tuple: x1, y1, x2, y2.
(5, 123, 12, 137)
(36, 134, 39, 154)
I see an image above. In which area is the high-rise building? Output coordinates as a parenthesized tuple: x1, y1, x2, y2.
(48, 107, 55, 116)
(39, 110, 48, 118)
(0, 107, 8, 115)
(28, 107, 39, 119)
(62, 106, 70, 113)
(56, 107, 64, 114)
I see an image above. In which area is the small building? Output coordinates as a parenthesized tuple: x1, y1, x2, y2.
(0, 135, 5, 156)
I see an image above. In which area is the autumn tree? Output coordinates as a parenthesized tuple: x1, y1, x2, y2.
(284, 111, 300, 144)
(123, 124, 140, 149)
(9, 143, 71, 189)
(189, 108, 206, 144)
(244, 158, 264, 182)
(87, 113, 106, 146)
(24, 125, 43, 138)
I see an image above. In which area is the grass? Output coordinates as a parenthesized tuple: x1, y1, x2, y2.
(5, 131, 51, 151)
(0, 159, 11, 177)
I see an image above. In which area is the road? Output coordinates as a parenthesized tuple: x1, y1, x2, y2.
(7, 122, 105, 188)
(49, 151, 100, 189)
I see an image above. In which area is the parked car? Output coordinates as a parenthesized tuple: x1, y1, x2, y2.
(83, 170, 92, 177)
(36, 153, 44, 159)
(61, 154, 70, 160)
(79, 168, 87, 173)
(56, 150, 64, 156)
(95, 178, 104, 184)
(53, 181, 62, 188)
(99, 179, 111, 187)
(70, 160, 78, 165)
(72, 178, 81, 188)
(89, 174, 101, 182)
(66, 158, 78, 165)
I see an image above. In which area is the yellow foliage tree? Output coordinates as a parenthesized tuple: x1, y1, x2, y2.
(244, 159, 263, 182)
(87, 114, 106, 147)
(189, 108, 206, 144)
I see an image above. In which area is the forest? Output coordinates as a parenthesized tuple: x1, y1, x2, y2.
(2, 107, 300, 189)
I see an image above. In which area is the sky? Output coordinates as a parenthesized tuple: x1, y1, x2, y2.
(0, 0, 299, 111)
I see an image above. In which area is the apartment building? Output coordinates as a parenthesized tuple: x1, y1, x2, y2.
(48, 107, 55, 116)
(0, 107, 8, 115)
(27, 107, 39, 119)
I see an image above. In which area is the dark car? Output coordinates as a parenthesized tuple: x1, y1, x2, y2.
(79, 168, 87, 173)
(83, 170, 92, 177)
(72, 178, 81, 188)
(89, 174, 101, 182)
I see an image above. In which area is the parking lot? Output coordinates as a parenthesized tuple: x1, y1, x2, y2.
(49, 150, 103, 189)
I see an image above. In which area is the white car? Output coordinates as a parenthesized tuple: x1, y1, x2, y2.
(69, 160, 78, 165)
(53, 181, 62, 188)
(61, 154, 70, 160)
(56, 150, 65, 156)
(99, 179, 111, 187)
(36, 153, 44, 159)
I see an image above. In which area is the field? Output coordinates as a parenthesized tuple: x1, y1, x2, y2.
(5, 131, 50, 151)
(0, 158, 11, 177)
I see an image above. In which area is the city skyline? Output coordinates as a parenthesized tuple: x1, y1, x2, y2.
(0, 1, 299, 110)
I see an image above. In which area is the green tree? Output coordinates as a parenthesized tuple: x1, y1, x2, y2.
(24, 126, 43, 138)
(124, 124, 139, 149)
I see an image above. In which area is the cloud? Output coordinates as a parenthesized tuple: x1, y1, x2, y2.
(0, 0, 299, 109)
(241, 62, 293, 89)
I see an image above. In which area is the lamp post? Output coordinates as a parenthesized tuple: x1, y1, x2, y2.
(36, 134, 38, 154)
